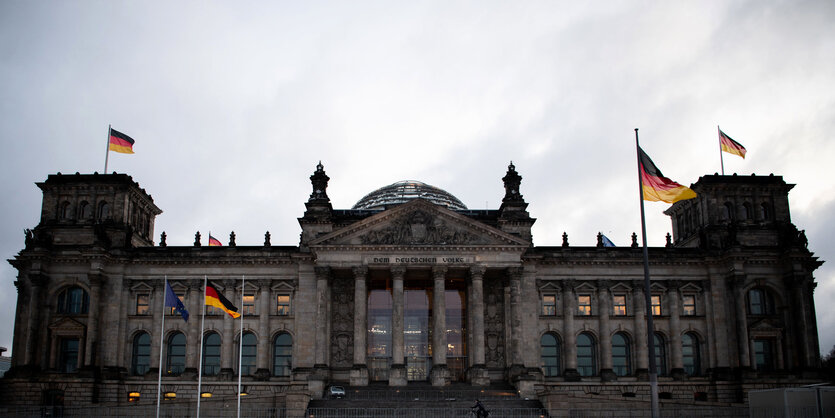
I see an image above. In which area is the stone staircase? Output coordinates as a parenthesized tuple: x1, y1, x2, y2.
(307, 382, 548, 417)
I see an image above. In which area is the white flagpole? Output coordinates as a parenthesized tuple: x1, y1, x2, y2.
(237, 275, 245, 418)
(718, 125, 726, 175)
(104, 124, 112, 174)
(156, 276, 167, 418)
(197, 275, 207, 418)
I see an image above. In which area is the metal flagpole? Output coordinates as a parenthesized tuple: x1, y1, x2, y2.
(718, 125, 725, 175)
(156, 276, 168, 418)
(197, 275, 207, 418)
(104, 124, 112, 174)
(237, 275, 245, 418)
(634, 129, 660, 418)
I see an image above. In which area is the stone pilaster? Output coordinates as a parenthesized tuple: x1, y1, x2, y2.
(468, 265, 489, 386)
(389, 266, 406, 386)
(84, 273, 103, 368)
(632, 281, 649, 378)
(431, 266, 450, 386)
(149, 280, 163, 375)
(668, 283, 685, 380)
(598, 282, 614, 381)
(731, 275, 751, 368)
(25, 274, 48, 367)
(256, 279, 271, 380)
(562, 280, 579, 381)
(351, 266, 369, 386)
(314, 267, 331, 367)
(186, 282, 201, 372)
(220, 279, 236, 379)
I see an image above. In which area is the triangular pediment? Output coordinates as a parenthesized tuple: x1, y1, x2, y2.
(49, 317, 86, 331)
(310, 199, 529, 247)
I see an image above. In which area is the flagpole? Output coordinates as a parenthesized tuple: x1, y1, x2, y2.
(156, 276, 167, 418)
(104, 124, 112, 174)
(718, 125, 725, 175)
(237, 275, 245, 418)
(634, 129, 660, 418)
(197, 275, 207, 418)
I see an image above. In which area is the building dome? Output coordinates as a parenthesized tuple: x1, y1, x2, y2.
(352, 180, 467, 211)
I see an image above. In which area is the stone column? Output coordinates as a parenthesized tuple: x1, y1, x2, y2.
(731, 275, 751, 368)
(351, 266, 369, 386)
(256, 279, 271, 379)
(431, 266, 450, 386)
(149, 280, 164, 375)
(506, 267, 526, 380)
(186, 282, 201, 373)
(25, 274, 48, 367)
(598, 282, 614, 381)
(468, 265, 489, 385)
(562, 281, 579, 381)
(220, 279, 236, 379)
(668, 284, 684, 379)
(84, 273, 104, 368)
(633, 281, 649, 378)
(389, 266, 406, 386)
(314, 267, 331, 367)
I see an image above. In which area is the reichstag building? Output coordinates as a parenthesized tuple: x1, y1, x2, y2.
(0, 162, 823, 413)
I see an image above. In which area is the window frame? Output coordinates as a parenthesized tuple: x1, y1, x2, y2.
(653, 333, 667, 376)
(166, 332, 187, 376)
(682, 295, 696, 316)
(612, 332, 631, 377)
(131, 332, 151, 375)
(135, 294, 150, 315)
(273, 333, 293, 377)
(541, 294, 557, 316)
(576, 332, 597, 377)
(237, 332, 257, 376)
(59, 337, 80, 373)
(577, 294, 592, 316)
(650, 295, 662, 316)
(540, 333, 561, 377)
(682, 332, 700, 376)
(202, 332, 221, 376)
(612, 294, 628, 316)
(276, 294, 292, 316)
(242, 294, 256, 316)
(57, 287, 89, 315)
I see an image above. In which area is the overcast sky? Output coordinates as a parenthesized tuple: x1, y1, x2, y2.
(1, 1, 834, 359)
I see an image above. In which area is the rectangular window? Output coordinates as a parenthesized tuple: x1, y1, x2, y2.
(168, 293, 184, 315)
(276, 295, 291, 315)
(243, 294, 256, 315)
(651, 295, 662, 316)
(207, 305, 221, 315)
(754, 340, 774, 372)
(542, 294, 557, 316)
(59, 338, 80, 373)
(577, 295, 592, 316)
(136, 294, 149, 315)
(613, 295, 627, 316)
(682, 295, 696, 316)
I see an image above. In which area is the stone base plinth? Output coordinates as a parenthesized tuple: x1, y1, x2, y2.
(389, 364, 407, 386)
(468, 364, 490, 386)
(430, 364, 450, 386)
(350, 364, 369, 386)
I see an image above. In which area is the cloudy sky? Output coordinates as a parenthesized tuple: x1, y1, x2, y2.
(1, 1, 834, 358)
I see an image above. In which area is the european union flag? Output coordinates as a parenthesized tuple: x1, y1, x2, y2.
(164, 281, 189, 322)
(601, 234, 616, 247)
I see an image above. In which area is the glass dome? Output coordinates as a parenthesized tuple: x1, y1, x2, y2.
(352, 180, 467, 211)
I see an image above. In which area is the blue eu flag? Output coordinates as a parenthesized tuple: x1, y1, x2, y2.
(164, 281, 189, 322)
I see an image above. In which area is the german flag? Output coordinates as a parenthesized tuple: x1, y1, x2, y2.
(109, 129, 135, 154)
(639, 147, 697, 203)
(208, 234, 222, 246)
(205, 280, 240, 318)
(718, 128, 746, 158)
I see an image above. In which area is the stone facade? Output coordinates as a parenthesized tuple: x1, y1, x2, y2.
(0, 165, 824, 411)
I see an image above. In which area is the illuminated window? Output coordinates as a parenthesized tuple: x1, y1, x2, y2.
(243, 294, 256, 315)
(542, 294, 557, 316)
(651, 295, 662, 316)
(577, 295, 592, 316)
(682, 295, 696, 316)
(136, 294, 149, 315)
(612, 295, 627, 316)
(128, 392, 140, 402)
(201, 392, 212, 398)
(168, 292, 184, 315)
(163, 392, 176, 400)
(276, 295, 291, 315)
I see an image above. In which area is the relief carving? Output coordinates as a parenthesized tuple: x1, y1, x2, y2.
(330, 277, 354, 368)
(484, 277, 506, 368)
(359, 210, 489, 245)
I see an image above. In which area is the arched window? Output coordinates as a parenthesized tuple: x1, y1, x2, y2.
(131, 332, 151, 375)
(682, 333, 700, 376)
(60, 201, 71, 219)
(237, 332, 257, 376)
(166, 332, 186, 376)
(759, 203, 770, 221)
(748, 288, 775, 315)
(612, 332, 631, 377)
(57, 287, 89, 314)
(742, 202, 752, 220)
(653, 333, 667, 376)
(202, 332, 221, 376)
(721, 202, 734, 222)
(97, 201, 109, 221)
(540, 333, 560, 377)
(273, 333, 292, 377)
(577, 332, 597, 377)
(79, 201, 92, 220)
